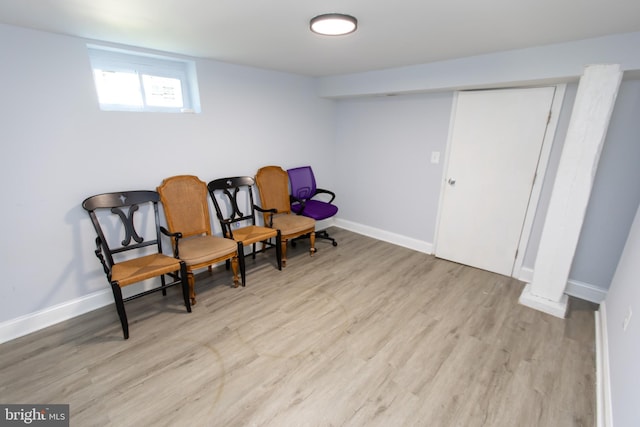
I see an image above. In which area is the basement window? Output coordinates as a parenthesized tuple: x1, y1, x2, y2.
(88, 45, 201, 113)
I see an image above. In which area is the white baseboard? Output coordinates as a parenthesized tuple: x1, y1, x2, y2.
(0, 223, 607, 344)
(333, 218, 433, 254)
(314, 218, 335, 232)
(519, 283, 569, 318)
(595, 303, 613, 427)
(518, 267, 607, 303)
(0, 258, 237, 344)
(0, 289, 114, 344)
(518, 269, 611, 424)
(1, 220, 431, 344)
(566, 279, 608, 303)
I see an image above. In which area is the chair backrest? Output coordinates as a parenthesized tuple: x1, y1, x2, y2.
(255, 166, 292, 218)
(157, 175, 212, 238)
(207, 176, 258, 238)
(82, 190, 164, 268)
(287, 166, 317, 201)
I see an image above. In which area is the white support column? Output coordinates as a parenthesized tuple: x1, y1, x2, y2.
(519, 64, 623, 318)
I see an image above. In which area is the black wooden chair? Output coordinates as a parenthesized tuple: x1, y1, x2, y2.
(208, 176, 282, 286)
(82, 190, 191, 339)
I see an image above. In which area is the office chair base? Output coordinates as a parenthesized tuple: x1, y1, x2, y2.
(292, 230, 337, 247)
(317, 230, 338, 246)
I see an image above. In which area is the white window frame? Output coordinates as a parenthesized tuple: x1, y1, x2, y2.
(88, 45, 201, 113)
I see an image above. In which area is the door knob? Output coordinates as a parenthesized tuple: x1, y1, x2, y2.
(448, 178, 456, 186)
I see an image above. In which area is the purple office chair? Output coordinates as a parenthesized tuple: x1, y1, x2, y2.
(287, 166, 338, 246)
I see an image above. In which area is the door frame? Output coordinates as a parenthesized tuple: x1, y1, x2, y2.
(433, 84, 567, 277)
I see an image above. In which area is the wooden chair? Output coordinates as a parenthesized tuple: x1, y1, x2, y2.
(208, 176, 282, 286)
(255, 166, 316, 267)
(157, 175, 241, 304)
(82, 190, 191, 339)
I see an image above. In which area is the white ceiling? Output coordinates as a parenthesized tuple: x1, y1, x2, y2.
(1, 0, 639, 77)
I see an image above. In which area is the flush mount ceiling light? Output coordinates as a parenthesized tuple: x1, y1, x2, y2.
(310, 13, 358, 36)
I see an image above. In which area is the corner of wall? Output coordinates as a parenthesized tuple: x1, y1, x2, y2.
(333, 218, 433, 254)
(517, 266, 607, 303)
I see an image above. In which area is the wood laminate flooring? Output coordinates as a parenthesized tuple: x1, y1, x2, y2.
(0, 228, 597, 426)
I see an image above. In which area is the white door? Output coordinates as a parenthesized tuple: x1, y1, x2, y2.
(435, 87, 555, 276)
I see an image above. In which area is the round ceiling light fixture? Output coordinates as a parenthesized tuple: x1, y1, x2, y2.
(310, 13, 357, 36)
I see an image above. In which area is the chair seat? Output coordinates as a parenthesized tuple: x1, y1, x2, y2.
(272, 214, 315, 237)
(229, 225, 278, 246)
(178, 235, 238, 265)
(112, 253, 182, 287)
(291, 200, 338, 220)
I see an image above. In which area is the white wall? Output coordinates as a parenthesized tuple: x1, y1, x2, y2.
(523, 78, 640, 295)
(333, 93, 452, 251)
(0, 24, 335, 334)
(522, 84, 578, 267)
(316, 32, 640, 97)
(331, 77, 640, 299)
(602, 203, 640, 426)
(570, 79, 640, 288)
(2, 21, 640, 343)
(326, 33, 640, 303)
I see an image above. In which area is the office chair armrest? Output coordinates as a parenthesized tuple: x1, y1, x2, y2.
(289, 195, 308, 215)
(161, 226, 183, 258)
(314, 188, 336, 204)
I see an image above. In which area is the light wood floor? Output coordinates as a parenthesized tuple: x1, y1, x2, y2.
(0, 228, 596, 426)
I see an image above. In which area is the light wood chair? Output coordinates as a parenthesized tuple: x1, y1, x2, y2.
(255, 166, 316, 267)
(158, 175, 241, 304)
(82, 190, 191, 339)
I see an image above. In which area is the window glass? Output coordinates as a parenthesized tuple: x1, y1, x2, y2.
(142, 75, 183, 108)
(93, 70, 143, 107)
(88, 45, 200, 113)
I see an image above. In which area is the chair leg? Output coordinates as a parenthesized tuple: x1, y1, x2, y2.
(160, 274, 167, 296)
(292, 230, 327, 252)
(231, 254, 240, 288)
(179, 262, 192, 313)
(187, 270, 196, 305)
(238, 242, 246, 287)
(275, 230, 282, 270)
(281, 238, 288, 267)
(111, 282, 129, 340)
(309, 231, 316, 256)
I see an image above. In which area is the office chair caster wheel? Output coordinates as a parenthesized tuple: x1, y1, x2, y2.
(332, 241, 338, 247)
